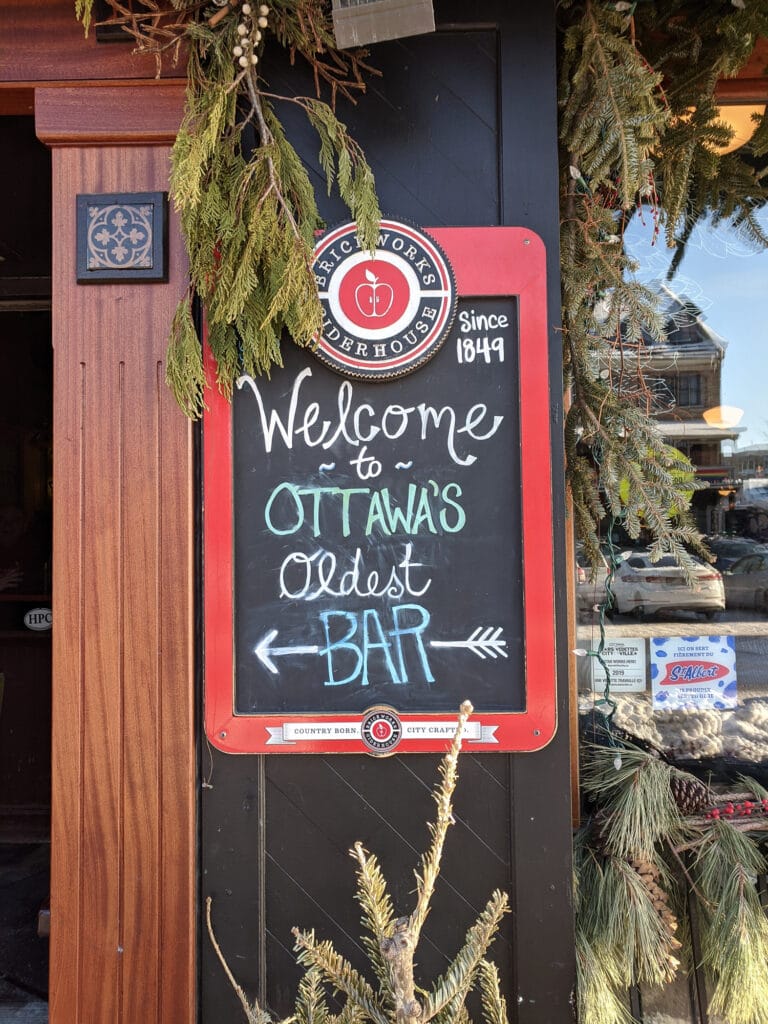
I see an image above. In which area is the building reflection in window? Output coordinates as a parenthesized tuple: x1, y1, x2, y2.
(578, 210, 768, 777)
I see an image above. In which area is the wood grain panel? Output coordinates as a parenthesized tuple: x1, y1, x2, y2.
(0, 0, 184, 84)
(42, 112, 195, 1022)
(715, 79, 768, 103)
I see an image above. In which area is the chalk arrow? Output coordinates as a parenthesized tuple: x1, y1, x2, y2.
(430, 626, 508, 660)
(255, 628, 320, 674)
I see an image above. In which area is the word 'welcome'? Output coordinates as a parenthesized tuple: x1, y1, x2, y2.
(237, 368, 504, 467)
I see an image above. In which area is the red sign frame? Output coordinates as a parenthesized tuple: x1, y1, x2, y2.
(203, 226, 557, 754)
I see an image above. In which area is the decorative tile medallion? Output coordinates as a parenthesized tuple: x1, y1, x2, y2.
(76, 192, 168, 283)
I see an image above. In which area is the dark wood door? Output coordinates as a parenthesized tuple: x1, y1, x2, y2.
(201, 4, 574, 1021)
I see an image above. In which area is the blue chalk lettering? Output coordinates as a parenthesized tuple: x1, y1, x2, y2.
(320, 610, 363, 686)
(390, 604, 434, 684)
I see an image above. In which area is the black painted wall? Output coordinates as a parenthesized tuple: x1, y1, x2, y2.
(201, 3, 575, 1020)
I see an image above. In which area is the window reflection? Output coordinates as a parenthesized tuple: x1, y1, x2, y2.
(578, 212, 768, 773)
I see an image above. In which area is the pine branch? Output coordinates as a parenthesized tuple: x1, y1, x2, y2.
(410, 700, 473, 942)
(693, 822, 768, 1024)
(289, 706, 499, 1024)
(736, 775, 768, 802)
(581, 744, 684, 861)
(331, 1003, 367, 1024)
(576, 831, 681, 990)
(295, 968, 331, 1024)
(378, 917, 421, 1024)
(420, 890, 509, 1024)
(268, 0, 381, 107)
(169, 44, 380, 415)
(75, 0, 94, 35)
(205, 705, 510, 1024)
(206, 896, 283, 1024)
(350, 843, 397, 996)
(559, 1, 768, 562)
(560, 0, 666, 205)
(362, 702, 476, 1024)
(475, 961, 508, 1024)
(293, 929, 389, 1024)
(166, 290, 207, 417)
(575, 927, 634, 1024)
(86, 2, 381, 418)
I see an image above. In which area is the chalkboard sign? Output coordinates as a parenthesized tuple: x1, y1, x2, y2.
(204, 227, 557, 754)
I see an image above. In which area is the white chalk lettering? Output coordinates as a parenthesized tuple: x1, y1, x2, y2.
(237, 369, 504, 466)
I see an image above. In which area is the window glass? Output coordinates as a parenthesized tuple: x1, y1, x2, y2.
(675, 373, 702, 407)
(577, 209, 768, 777)
(640, 976, 696, 1024)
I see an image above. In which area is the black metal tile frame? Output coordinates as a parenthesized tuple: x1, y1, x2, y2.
(76, 191, 168, 284)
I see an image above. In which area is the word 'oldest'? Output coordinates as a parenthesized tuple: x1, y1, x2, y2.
(280, 543, 431, 602)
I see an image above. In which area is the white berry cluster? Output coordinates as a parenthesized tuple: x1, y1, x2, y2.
(232, 3, 270, 70)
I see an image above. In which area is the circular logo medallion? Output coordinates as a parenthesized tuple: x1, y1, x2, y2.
(312, 220, 457, 380)
(361, 707, 403, 755)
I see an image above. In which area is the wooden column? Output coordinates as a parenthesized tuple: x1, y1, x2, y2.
(36, 84, 196, 1024)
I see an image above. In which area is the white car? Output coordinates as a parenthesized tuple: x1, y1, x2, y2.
(611, 552, 724, 619)
(575, 547, 633, 617)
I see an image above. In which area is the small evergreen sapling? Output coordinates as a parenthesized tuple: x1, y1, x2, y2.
(207, 701, 510, 1024)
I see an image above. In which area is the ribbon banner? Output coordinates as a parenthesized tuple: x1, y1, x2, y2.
(266, 720, 498, 746)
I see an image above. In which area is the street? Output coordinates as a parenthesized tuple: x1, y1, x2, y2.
(578, 606, 768, 638)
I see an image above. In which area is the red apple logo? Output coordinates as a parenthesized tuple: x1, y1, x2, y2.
(372, 720, 391, 740)
(355, 268, 394, 319)
(312, 219, 456, 379)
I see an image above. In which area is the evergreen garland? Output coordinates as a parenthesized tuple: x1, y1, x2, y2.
(578, 738, 768, 1024)
(173, 11, 380, 415)
(694, 821, 768, 1023)
(563, 6, 768, 1015)
(76, 1, 768, 562)
(559, 0, 768, 565)
(76, 0, 381, 417)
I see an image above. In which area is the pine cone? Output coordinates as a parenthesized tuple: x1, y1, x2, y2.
(670, 773, 712, 815)
(629, 858, 682, 955)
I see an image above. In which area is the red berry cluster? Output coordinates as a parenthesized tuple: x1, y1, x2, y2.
(705, 799, 768, 820)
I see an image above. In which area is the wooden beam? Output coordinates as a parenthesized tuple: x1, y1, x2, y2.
(37, 85, 195, 1024)
(0, 0, 184, 85)
(715, 78, 768, 105)
(36, 84, 185, 145)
